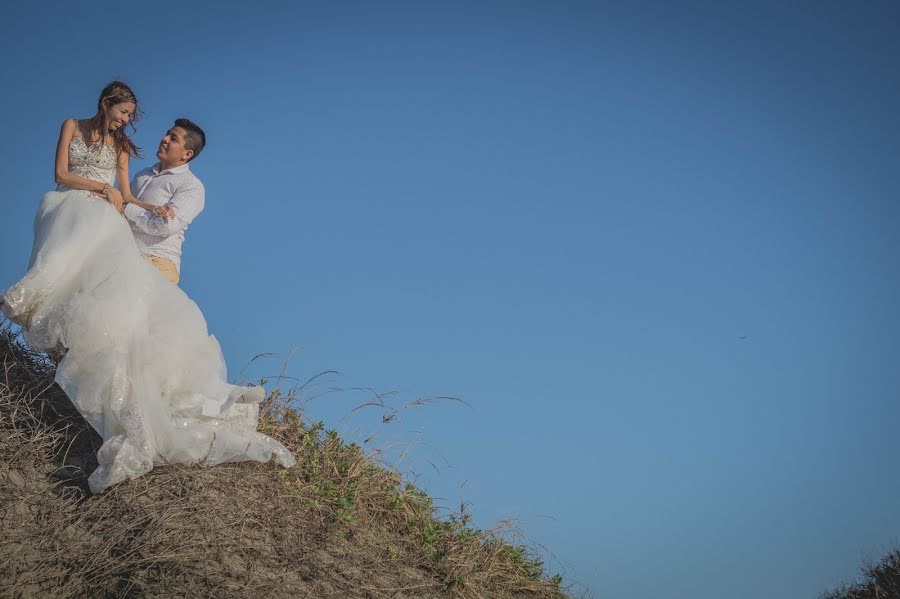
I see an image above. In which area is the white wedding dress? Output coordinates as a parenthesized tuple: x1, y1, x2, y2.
(1, 137, 295, 492)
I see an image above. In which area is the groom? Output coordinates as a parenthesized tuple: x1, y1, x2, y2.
(124, 118, 207, 285)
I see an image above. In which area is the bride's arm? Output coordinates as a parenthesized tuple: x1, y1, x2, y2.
(54, 119, 114, 196)
(116, 151, 153, 211)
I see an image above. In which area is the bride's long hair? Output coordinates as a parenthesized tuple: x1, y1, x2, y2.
(91, 80, 143, 159)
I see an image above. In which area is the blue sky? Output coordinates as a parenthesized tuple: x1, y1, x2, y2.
(2, 2, 899, 597)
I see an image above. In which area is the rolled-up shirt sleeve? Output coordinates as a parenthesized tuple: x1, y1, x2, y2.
(125, 183, 205, 237)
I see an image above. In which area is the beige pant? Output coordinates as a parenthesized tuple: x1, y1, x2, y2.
(148, 255, 180, 285)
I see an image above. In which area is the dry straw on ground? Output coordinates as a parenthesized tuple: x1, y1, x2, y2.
(820, 551, 900, 599)
(0, 321, 575, 599)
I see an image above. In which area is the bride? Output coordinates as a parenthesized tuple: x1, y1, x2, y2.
(0, 81, 295, 492)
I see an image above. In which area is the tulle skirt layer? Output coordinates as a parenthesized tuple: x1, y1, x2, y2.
(1, 190, 294, 492)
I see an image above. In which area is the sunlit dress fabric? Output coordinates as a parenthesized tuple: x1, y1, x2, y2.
(1, 137, 294, 492)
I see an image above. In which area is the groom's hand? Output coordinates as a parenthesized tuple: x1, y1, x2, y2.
(153, 204, 176, 219)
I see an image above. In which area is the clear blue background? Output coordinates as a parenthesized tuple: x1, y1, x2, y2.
(2, 2, 899, 597)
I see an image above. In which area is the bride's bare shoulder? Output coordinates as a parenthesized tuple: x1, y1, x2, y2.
(60, 118, 78, 134)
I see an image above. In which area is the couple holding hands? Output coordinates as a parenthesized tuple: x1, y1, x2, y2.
(1, 81, 294, 493)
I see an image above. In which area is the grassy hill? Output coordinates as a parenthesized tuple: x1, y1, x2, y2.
(821, 551, 900, 599)
(0, 321, 574, 598)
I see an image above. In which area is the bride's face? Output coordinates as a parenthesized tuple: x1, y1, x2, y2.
(105, 102, 136, 132)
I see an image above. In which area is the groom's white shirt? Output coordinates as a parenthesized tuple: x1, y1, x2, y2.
(125, 162, 205, 273)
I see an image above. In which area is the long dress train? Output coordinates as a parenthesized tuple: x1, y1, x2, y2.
(1, 138, 294, 492)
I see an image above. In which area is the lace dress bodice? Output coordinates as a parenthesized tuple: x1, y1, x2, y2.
(57, 137, 116, 191)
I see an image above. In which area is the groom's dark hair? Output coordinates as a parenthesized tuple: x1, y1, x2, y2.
(175, 118, 206, 161)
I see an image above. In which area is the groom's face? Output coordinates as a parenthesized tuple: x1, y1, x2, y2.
(157, 127, 193, 165)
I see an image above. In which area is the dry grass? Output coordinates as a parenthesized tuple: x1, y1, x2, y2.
(0, 320, 575, 599)
(821, 550, 900, 599)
